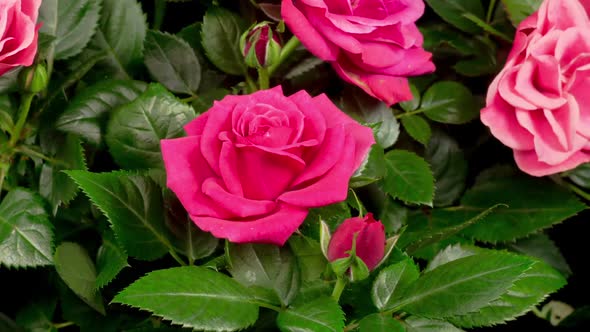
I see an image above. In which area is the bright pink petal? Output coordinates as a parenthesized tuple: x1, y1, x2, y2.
(514, 149, 590, 176)
(191, 204, 309, 245)
(201, 178, 276, 218)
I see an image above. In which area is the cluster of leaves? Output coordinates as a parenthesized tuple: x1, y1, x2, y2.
(1, 0, 589, 331)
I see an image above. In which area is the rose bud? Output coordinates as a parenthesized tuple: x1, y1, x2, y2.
(18, 63, 48, 93)
(240, 22, 281, 69)
(327, 213, 386, 271)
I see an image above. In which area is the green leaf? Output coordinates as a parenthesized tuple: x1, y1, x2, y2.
(394, 252, 534, 318)
(380, 150, 435, 206)
(359, 314, 404, 332)
(288, 235, 327, 283)
(95, 228, 129, 289)
(401, 115, 431, 146)
(144, 30, 201, 95)
(201, 7, 248, 75)
(426, 244, 477, 272)
(459, 176, 587, 242)
(15, 299, 57, 332)
(371, 258, 420, 311)
(0, 313, 23, 332)
(0, 189, 53, 268)
(399, 84, 421, 112)
(106, 84, 195, 169)
(508, 234, 572, 277)
(38, 0, 101, 60)
(39, 135, 87, 215)
(80, 0, 147, 78)
(340, 87, 399, 149)
(228, 243, 300, 306)
(426, 130, 468, 207)
(58, 283, 119, 332)
(277, 297, 344, 332)
(56, 80, 147, 146)
(350, 144, 386, 188)
(404, 317, 464, 332)
(420, 81, 478, 124)
(569, 163, 590, 189)
(54, 242, 105, 314)
(300, 202, 351, 239)
(424, 0, 486, 34)
(66, 170, 175, 261)
(500, 0, 543, 27)
(112, 266, 260, 331)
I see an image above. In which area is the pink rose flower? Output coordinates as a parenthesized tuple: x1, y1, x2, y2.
(327, 213, 386, 271)
(281, 0, 435, 106)
(0, 0, 41, 76)
(481, 0, 590, 176)
(161, 86, 375, 245)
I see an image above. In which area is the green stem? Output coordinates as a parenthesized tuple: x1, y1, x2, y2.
(486, 0, 498, 23)
(9, 93, 34, 147)
(331, 277, 347, 302)
(395, 108, 425, 119)
(567, 183, 590, 201)
(180, 94, 200, 103)
(53, 322, 75, 329)
(268, 37, 301, 76)
(169, 249, 187, 266)
(0, 164, 6, 195)
(258, 67, 270, 90)
(154, 0, 166, 30)
(245, 74, 258, 93)
(14, 146, 69, 167)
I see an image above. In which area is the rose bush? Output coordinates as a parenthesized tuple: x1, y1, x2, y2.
(161, 86, 374, 245)
(281, 0, 435, 106)
(327, 213, 386, 270)
(0, 0, 41, 76)
(481, 0, 590, 176)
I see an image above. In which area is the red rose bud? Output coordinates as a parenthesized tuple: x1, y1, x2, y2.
(240, 22, 281, 68)
(327, 213, 386, 271)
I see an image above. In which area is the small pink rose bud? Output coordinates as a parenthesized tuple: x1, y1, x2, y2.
(327, 213, 386, 271)
(240, 22, 281, 68)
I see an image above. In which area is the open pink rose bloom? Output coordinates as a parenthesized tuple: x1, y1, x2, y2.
(281, 0, 435, 106)
(0, 0, 41, 76)
(161, 86, 374, 245)
(482, 0, 590, 176)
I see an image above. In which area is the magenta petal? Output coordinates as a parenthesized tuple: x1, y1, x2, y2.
(184, 113, 210, 136)
(201, 178, 276, 218)
(355, 220, 386, 270)
(281, 0, 339, 61)
(191, 204, 309, 245)
(327, 217, 365, 262)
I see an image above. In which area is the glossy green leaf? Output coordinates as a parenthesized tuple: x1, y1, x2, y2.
(39, 0, 101, 60)
(395, 252, 534, 317)
(424, 0, 485, 34)
(350, 144, 386, 188)
(460, 176, 586, 242)
(54, 242, 105, 314)
(144, 30, 201, 95)
(399, 84, 421, 112)
(569, 163, 590, 189)
(39, 135, 87, 215)
(404, 317, 464, 332)
(500, 0, 543, 27)
(421, 81, 478, 124)
(288, 235, 327, 283)
(380, 150, 435, 206)
(95, 228, 129, 289)
(228, 243, 300, 306)
(426, 130, 468, 206)
(508, 234, 572, 277)
(371, 258, 420, 311)
(0, 189, 53, 268)
(300, 202, 351, 239)
(15, 299, 57, 332)
(359, 314, 404, 332)
(113, 266, 259, 331)
(201, 7, 248, 75)
(401, 115, 431, 146)
(277, 297, 344, 332)
(66, 170, 175, 261)
(106, 84, 195, 169)
(340, 87, 399, 149)
(56, 80, 147, 146)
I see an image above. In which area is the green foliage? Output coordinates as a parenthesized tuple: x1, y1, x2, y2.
(371, 258, 420, 311)
(276, 297, 344, 332)
(358, 314, 405, 332)
(380, 150, 435, 206)
(500, 0, 544, 26)
(420, 81, 479, 124)
(15, 299, 57, 332)
(0, 189, 53, 268)
(95, 228, 129, 288)
(113, 267, 260, 331)
(202, 7, 248, 75)
(401, 115, 431, 146)
(106, 84, 195, 169)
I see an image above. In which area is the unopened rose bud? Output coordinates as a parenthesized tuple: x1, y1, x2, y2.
(327, 213, 386, 271)
(240, 22, 282, 69)
(18, 64, 48, 93)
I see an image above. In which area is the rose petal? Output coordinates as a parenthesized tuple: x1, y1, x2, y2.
(201, 178, 276, 218)
(514, 149, 590, 176)
(191, 204, 309, 245)
(480, 100, 535, 150)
